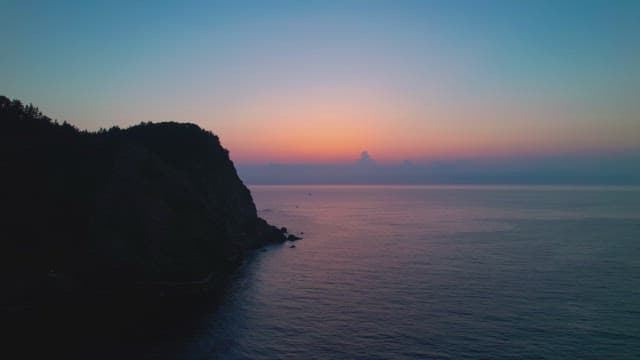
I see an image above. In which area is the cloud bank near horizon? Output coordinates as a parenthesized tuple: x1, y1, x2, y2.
(237, 151, 640, 185)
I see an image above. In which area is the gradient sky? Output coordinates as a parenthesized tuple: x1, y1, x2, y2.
(2, 1, 639, 164)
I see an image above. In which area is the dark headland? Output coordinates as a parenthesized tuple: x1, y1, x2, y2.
(0, 96, 289, 354)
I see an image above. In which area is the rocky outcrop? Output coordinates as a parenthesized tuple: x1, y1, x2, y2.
(0, 96, 285, 305)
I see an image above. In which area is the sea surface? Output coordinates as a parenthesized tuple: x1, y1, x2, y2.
(172, 185, 640, 359)
(135, 185, 640, 359)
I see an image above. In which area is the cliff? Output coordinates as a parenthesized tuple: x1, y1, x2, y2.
(0, 96, 285, 306)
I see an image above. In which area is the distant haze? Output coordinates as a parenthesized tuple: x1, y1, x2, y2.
(237, 151, 640, 185)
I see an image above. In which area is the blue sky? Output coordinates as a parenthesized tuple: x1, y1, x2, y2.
(2, 1, 639, 181)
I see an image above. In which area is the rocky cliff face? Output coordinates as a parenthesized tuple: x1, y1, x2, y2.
(1, 96, 284, 304)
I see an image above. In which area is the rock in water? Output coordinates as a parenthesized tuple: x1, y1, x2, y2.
(287, 234, 303, 241)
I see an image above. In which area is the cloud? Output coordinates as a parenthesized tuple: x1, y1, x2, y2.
(357, 150, 376, 166)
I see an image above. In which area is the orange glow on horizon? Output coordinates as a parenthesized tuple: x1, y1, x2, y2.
(204, 88, 640, 165)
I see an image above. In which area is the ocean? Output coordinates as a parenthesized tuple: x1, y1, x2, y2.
(178, 185, 640, 359)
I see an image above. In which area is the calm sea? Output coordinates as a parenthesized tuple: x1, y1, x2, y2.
(188, 185, 640, 360)
(114, 185, 639, 359)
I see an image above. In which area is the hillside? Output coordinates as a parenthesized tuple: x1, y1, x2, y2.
(0, 96, 286, 306)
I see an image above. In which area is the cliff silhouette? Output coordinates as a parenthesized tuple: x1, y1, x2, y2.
(0, 96, 286, 308)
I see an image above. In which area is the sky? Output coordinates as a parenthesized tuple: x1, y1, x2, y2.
(2, 1, 639, 182)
